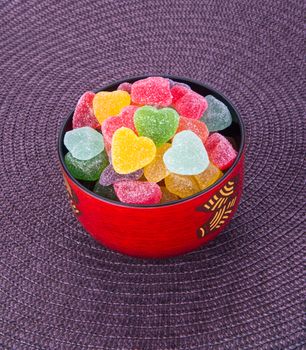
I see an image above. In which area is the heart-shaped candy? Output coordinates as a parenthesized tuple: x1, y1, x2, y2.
(163, 130, 209, 175)
(200, 95, 232, 131)
(112, 127, 156, 174)
(101, 105, 138, 146)
(93, 90, 131, 124)
(64, 126, 104, 160)
(134, 106, 179, 147)
(114, 180, 162, 205)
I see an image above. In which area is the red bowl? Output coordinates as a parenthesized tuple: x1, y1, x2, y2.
(58, 75, 246, 258)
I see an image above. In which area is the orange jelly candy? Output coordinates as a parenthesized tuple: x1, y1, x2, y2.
(144, 143, 171, 183)
(194, 162, 223, 190)
(165, 173, 200, 198)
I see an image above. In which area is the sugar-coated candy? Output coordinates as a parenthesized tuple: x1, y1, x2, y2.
(165, 174, 200, 198)
(144, 143, 171, 182)
(201, 95, 232, 131)
(170, 85, 190, 104)
(173, 91, 208, 119)
(160, 186, 180, 203)
(72, 91, 99, 129)
(93, 90, 131, 124)
(131, 77, 172, 107)
(205, 133, 237, 171)
(194, 162, 223, 190)
(134, 106, 179, 147)
(93, 182, 118, 201)
(101, 105, 138, 147)
(163, 130, 209, 175)
(64, 126, 104, 160)
(64, 151, 109, 181)
(99, 164, 143, 186)
(176, 116, 209, 144)
(117, 82, 132, 93)
(112, 127, 156, 174)
(114, 180, 162, 205)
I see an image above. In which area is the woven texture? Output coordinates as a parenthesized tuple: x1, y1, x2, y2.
(0, 0, 304, 349)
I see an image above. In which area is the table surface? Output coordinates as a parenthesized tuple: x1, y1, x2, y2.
(0, 0, 304, 349)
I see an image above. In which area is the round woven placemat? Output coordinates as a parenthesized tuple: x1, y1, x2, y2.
(0, 1, 304, 349)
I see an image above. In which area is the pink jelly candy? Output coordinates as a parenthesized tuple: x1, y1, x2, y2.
(171, 85, 190, 104)
(114, 180, 162, 205)
(205, 133, 238, 171)
(131, 77, 172, 107)
(101, 105, 138, 147)
(176, 116, 209, 144)
(117, 82, 132, 93)
(72, 91, 100, 129)
(100, 164, 143, 186)
(173, 91, 208, 119)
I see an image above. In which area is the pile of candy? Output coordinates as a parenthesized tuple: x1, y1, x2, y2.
(64, 77, 237, 205)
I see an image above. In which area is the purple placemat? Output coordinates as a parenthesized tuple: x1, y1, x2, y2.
(0, 0, 304, 349)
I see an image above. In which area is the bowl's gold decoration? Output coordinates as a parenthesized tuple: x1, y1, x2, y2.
(196, 176, 239, 238)
(63, 176, 81, 216)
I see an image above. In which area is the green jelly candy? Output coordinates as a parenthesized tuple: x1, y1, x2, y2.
(64, 126, 104, 160)
(93, 182, 118, 201)
(64, 150, 109, 181)
(200, 95, 232, 131)
(134, 106, 179, 147)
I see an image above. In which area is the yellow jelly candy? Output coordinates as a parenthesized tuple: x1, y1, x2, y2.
(93, 91, 131, 124)
(165, 173, 200, 198)
(194, 162, 223, 190)
(112, 127, 156, 174)
(144, 143, 171, 183)
(160, 186, 180, 203)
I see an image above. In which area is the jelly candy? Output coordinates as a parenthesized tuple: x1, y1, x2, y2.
(101, 105, 138, 146)
(173, 91, 208, 119)
(173, 82, 191, 89)
(134, 106, 179, 147)
(64, 150, 109, 181)
(112, 127, 156, 174)
(170, 84, 190, 104)
(93, 90, 131, 124)
(93, 182, 118, 201)
(166, 78, 175, 87)
(117, 82, 132, 93)
(205, 133, 237, 170)
(201, 95, 232, 131)
(165, 174, 200, 198)
(99, 164, 143, 186)
(144, 143, 171, 183)
(131, 77, 172, 107)
(176, 116, 209, 144)
(194, 162, 223, 190)
(64, 126, 104, 160)
(72, 91, 99, 129)
(163, 131, 209, 175)
(160, 186, 179, 203)
(114, 180, 162, 205)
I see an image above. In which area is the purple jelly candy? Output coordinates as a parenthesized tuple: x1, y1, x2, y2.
(173, 82, 191, 89)
(99, 164, 143, 186)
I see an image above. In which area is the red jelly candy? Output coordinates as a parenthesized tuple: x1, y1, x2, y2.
(177, 116, 209, 144)
(131, 77, 172, 107)
(72, 91, 100, 129)
(117, 82, 132, 93)
(114, 180, 162, 205)
(170, 85, 190, 104)
(173, 91, 208, 119)
(205, 133, 237, 171)
(101, 105, 138, 146)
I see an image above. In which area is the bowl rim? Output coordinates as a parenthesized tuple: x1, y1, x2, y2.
(58, 74, 246, 209)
